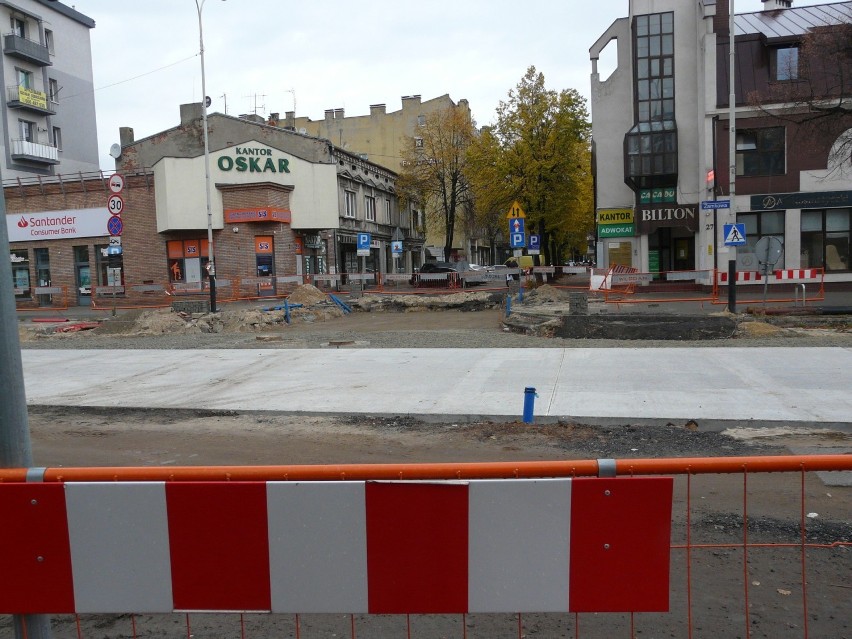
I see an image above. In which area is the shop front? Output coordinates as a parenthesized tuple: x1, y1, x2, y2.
(636, 203, 698, 274)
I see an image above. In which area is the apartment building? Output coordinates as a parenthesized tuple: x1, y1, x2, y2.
(0, 0, 99, 180)
(590, 0, 852, 282)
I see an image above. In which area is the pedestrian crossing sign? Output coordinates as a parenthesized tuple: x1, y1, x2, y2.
(723, 223, 747, 246)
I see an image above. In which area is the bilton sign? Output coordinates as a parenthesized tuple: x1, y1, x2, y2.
(636, 203, 698, 234)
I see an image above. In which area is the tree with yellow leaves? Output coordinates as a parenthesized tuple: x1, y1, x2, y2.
(397, 104, 476, 262)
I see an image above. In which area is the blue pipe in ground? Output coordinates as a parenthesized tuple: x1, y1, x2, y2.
(523, 386, 537, 423)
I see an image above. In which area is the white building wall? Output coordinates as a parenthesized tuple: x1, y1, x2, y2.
(152, 144, 340, 232)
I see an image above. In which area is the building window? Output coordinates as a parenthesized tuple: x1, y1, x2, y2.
(49, 79, 59, 103)
(626, 11, 677, 190)
(774, 46, 799, 81)
(634, 12, 674, 124)
(344, 190, 356, 218)
(736, 127, 785, 177)
(44, 28, 54, 54)
(17, 69, 33, 89)
(167, 239, 209, 283)
(52, 127, 62, 151)
(738, 210, 785, 259)
(365, 195, 376, 222)
(801, 209, 850, 272)
(19, 119, 35, 142)
(417, 115, 426, 126)
(11, 16, 26, 38)
(385, 199, 392, 225)
(10, 249, 30, 298)
(414, 137, 424, 148)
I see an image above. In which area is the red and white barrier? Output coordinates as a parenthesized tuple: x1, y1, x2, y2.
(0, 478, 672, 615)
(773, 269, 820, 280)
(717, 271, 764, 283)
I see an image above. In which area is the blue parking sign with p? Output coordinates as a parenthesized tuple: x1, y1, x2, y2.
(357, 233, 371, 250)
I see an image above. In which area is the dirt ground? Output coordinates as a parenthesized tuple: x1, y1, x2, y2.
(6, 289, 851, 638)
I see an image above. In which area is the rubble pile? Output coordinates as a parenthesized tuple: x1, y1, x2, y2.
(349, 291, 505, 313)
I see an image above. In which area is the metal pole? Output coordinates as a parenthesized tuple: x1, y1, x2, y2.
(0, 179, 51, 639)
(197, 0, 217, 312)
(728, 0, 738, 313)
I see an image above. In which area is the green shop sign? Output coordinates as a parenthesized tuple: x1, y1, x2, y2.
(217, 146, 291, 174)
(599, 223, 635, 238)
(639, 188, 676, 205)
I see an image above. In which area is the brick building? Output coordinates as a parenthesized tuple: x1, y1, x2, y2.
(6, 103, 423, 308)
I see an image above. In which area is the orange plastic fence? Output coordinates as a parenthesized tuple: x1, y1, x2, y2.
(2, 455, 850, 639)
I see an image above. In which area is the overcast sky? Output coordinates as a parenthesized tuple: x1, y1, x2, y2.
(70, 0, 839, 170)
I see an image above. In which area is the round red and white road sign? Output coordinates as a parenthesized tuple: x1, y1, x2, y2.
(108, 174, 125, 193)
(107, 193, 124, 216)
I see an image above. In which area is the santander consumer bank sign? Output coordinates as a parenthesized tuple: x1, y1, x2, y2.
(7, 208, 113, 242)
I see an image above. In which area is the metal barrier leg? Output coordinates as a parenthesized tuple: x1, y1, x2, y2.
(795, 283, 806, 307)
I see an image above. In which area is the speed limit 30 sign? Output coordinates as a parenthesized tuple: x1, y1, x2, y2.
(107, 193, 124, 216)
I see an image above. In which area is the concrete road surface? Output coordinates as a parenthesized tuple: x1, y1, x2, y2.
(21, 347, 852, 430)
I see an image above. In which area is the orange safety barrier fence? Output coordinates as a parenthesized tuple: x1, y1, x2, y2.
(712, 268, 826, 306)
(12, 285, 69, 311)
(1, 455, 849, 638)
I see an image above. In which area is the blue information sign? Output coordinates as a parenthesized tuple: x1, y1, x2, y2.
(723, 223, 747, 246)
(529, 234, 540, 250)
(701, 200, 731, 210)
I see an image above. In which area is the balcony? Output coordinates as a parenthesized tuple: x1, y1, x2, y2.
(10, 139, 59, 164)
(6, 86, 55, 115)
(3, 33, 51, 66)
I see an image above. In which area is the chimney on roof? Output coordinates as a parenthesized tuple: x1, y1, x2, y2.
(334, 108, 345, 119)
(370, 103, 386, 116)
(325, 109, 334, 121)
(761, 0, 792, 9)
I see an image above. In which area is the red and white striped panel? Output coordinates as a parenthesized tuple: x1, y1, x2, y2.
(774, 269, 820, 280)
(0, 478, 672, 615)
(717, 271, 763, 283)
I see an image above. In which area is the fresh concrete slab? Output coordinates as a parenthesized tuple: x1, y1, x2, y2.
(21, 347, 852, 430)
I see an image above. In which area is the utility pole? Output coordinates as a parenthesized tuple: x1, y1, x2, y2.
(728, 0, 738, 313)
(0, 182, 51, 639)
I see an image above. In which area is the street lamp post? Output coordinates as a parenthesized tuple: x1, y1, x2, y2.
(195, 0, 222, 312)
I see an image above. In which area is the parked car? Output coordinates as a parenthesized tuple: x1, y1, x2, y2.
(410, 262, 458, 286)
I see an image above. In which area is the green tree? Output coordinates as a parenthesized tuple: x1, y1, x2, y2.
(466, 125, 514, 264)
(471, 66, 594, 265)
(398, 104, 476, 261)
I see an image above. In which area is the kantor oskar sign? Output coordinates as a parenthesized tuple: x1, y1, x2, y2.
(217, 146, 291, 174)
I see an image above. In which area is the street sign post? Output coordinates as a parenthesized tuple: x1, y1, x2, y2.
(723, 223, 746, 246)
(107, 216, 123, 236)
(506, 201, 526, 219)
(509, 217, 525, 249)
(528, 234, 541, 255)
(701, 200, 730, 210)
(107, 194, 124, 216)
(356, 232, 371, 257)
(108, 173, 125, 193)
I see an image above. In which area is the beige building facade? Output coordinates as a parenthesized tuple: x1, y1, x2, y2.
(278, 95, 492, 266)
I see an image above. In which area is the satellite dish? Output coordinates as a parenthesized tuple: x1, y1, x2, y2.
(108, 143, 122, 159)
(298, 127, 307, 135)
(204, 96, 212, 108)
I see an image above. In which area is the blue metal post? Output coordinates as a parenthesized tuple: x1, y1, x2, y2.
(284, 299, 291, 324)
(505, 294, 512, 317)
(522, 387, 537, 423)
